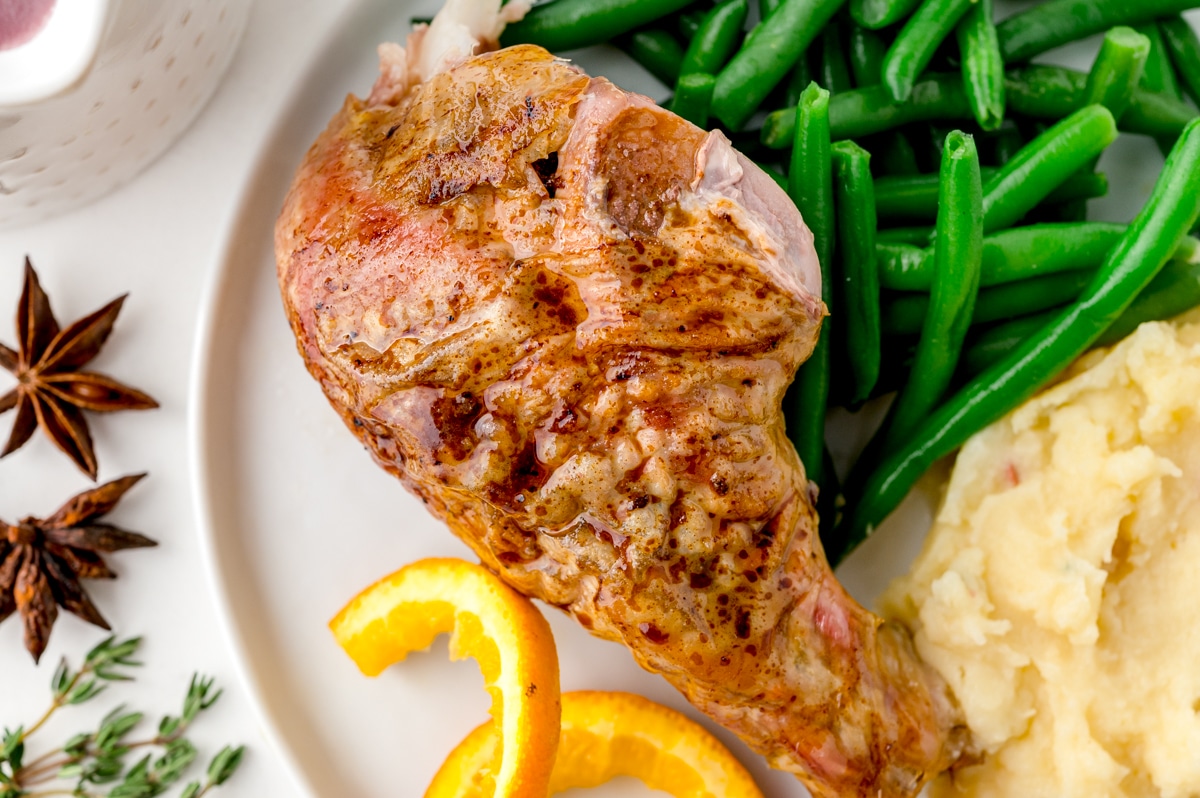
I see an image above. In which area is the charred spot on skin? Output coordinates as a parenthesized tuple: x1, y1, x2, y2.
(429, 391, 484, 462)
(711, 474, 730, 496)
(531, 151, 559, 197)
(533, 283, 565, 308)
(489, 441, 550, 512)
(735, 608, 752, 639)
(690, 572, 713, 589)
(639, 622, 669, 644)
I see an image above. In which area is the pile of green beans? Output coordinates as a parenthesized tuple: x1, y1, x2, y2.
(836, 119, 1200, 562)
(502, 0, 1200, 561)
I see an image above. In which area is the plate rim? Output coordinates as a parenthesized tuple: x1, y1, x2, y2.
(186, 2, 374, 795)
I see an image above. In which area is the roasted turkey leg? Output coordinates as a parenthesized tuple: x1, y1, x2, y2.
(275, 5, 966, 794)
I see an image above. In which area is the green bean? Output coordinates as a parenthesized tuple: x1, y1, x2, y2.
(1096, 240, 1200, 344)
(877, 226, 934, 245)
(711, 0, 847, 130)
(1124, 83, 1200, 140)
(624, 29, 686, 86)
(761, 73, 972, 146)
(832, 141, 882, 403)
(501, 0, 694, 51)
(670, 72, 717, 126)
(760, 65, 1198, 148)
(761, 0, 786, 17)
(991, 124, 1024, 165)
(850, 0, 922, 31)
(878, 222, 1129, 291)
(882, 0, 975, 102)
(820, 20, 855, 94)
(873, 132, 922, 175)
(1007, 65, 1198, 140)
(680, 0, 749, 77)
(981, 105, 1117, 233)
(973, 223, 1118, 288)
(996, 0, 1200, 64)
(1083, 26, 1150, 123)
(1050, 199, 1092, 222)
(1161, 15, 1200, 106)
(677, 10, 707, 41)
(785, 83, 835, 488)
(849, 25, 888, 87)
(1038, 171, 1114, 207)
(1140, 22, 1185, 100)
(1143, 21, 1189, 154)
(876, 242, 928, 288)
(882, 132, 983, 450)
(961, 311, 1058, 377)
(834, 118, 1200, 563)
(875, 170, 1108, 223)
(785, 55, 816, 107)
(957, 0, 1006, 131)
(884, 270, 1095, 336)
(966, 237, 1200, 370)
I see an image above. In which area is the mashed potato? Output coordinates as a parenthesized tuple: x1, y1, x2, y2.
(881, 317, 1200, 798)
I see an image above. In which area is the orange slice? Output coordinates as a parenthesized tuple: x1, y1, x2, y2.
(330, 557, 560, 798)
(426, 690, 765, 798)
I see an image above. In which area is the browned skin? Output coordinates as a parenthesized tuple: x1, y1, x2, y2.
(276, 45, 967, 797)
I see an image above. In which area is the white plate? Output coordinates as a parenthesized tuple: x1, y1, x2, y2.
(189, 1, 1193, 796)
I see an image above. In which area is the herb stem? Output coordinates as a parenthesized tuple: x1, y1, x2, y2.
(21, 696, 68, 742)
(16, 748, 68, 777)
(15, 756, 74, 785)
(15, 737, 163, 786)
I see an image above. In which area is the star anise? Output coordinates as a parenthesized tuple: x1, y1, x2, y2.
(0, 258, 158, 479)
(0, 473, 156, 662)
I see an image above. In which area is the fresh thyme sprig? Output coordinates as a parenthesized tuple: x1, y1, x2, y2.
(0, 636, 245, 798)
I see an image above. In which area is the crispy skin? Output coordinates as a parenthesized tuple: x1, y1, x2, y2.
(276, 44, 967, 797)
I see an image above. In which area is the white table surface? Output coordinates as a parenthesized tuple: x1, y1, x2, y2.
(0, 0, 351, 793)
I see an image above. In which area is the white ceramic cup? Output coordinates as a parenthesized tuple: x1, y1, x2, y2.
(0, 0, 251, 228)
